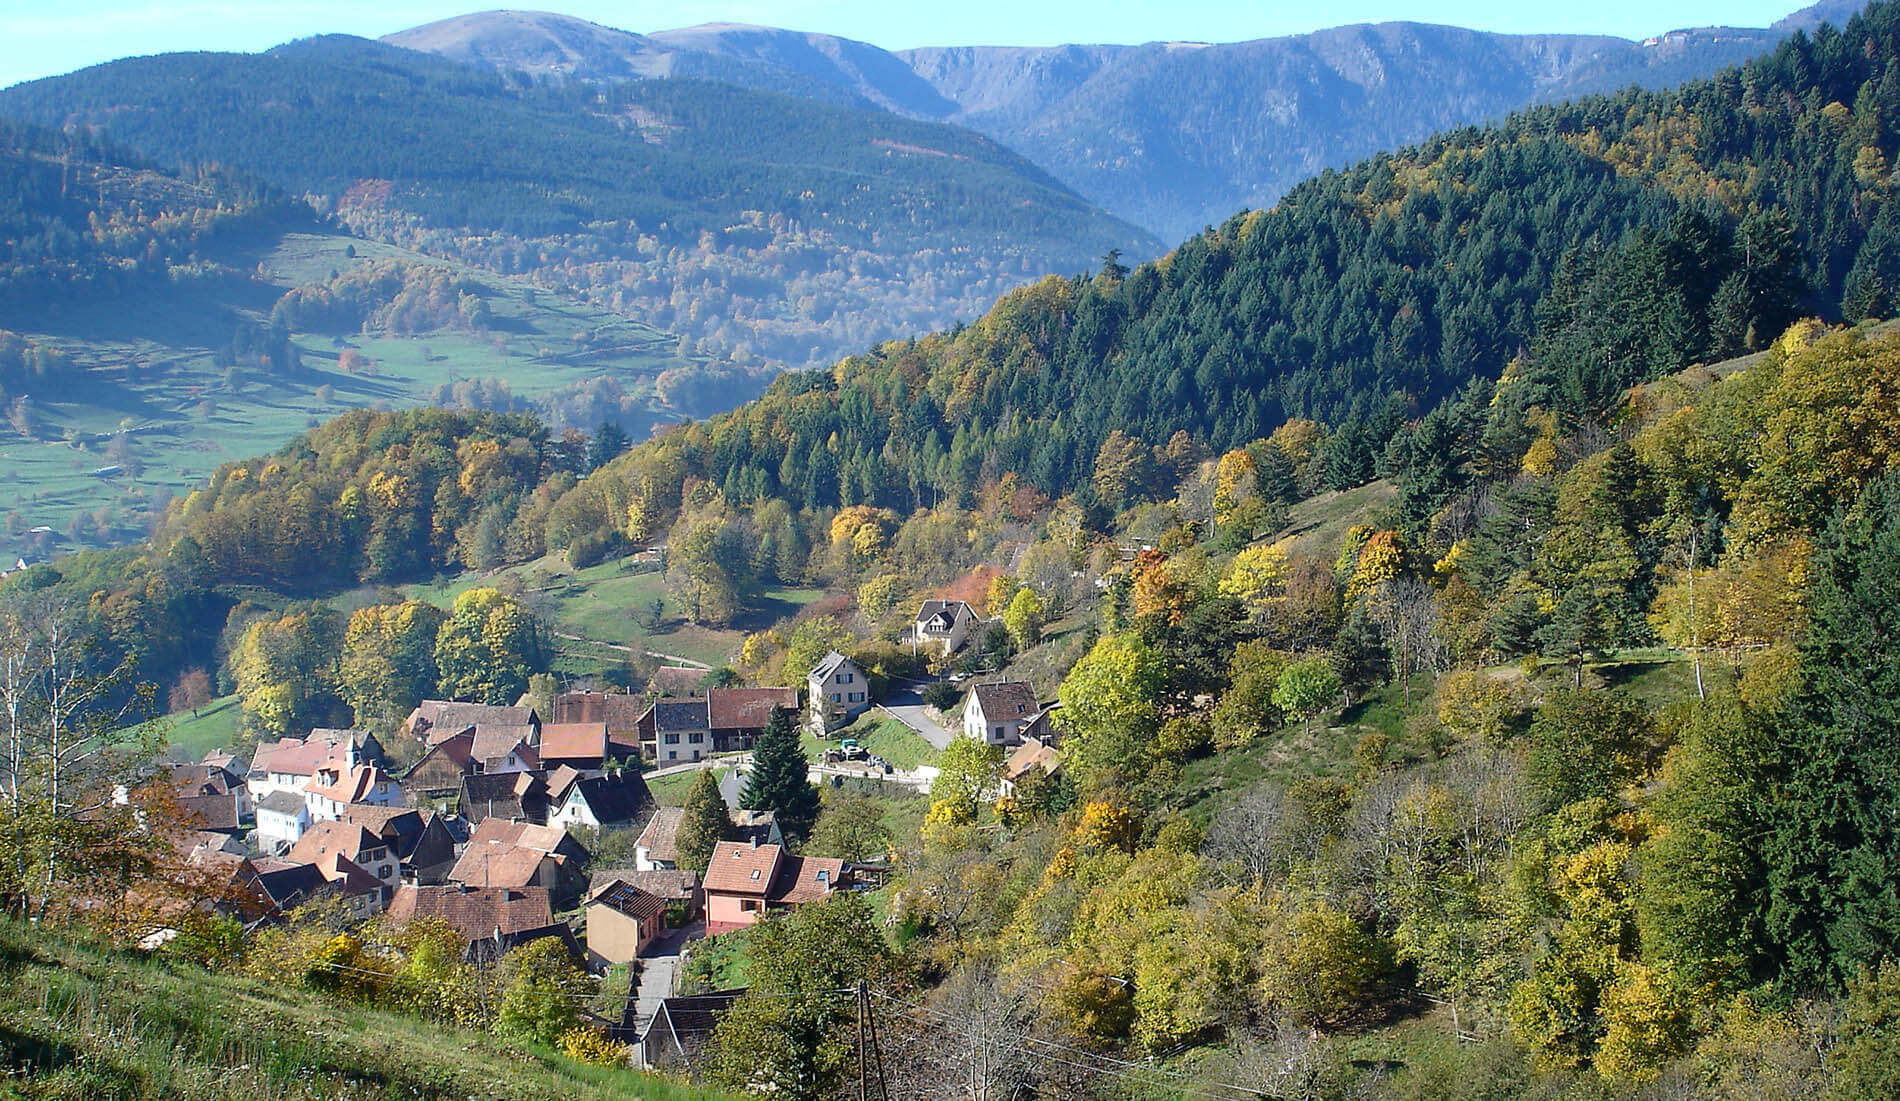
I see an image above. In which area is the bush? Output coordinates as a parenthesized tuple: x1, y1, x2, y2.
(559, 1026, 630, 1067)
(922, 680, 961, 712)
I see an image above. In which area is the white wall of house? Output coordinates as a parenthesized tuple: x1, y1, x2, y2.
(255, 806, 308, 854)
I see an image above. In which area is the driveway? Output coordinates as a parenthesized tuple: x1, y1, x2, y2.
(625, 920, 702, 1039)
(877, 680, 954, 750)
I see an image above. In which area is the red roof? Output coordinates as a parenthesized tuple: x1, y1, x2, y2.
(306, 764, 393, 804)
(288, 821, 384, 867)
(702, 841, 782, 897)
(707, 687, 798, 730)
(770, 856, 847, 905)
(539, 722, 608, 761)
(251, 737, 341, 778)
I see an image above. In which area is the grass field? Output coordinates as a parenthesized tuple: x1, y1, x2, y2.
(647, 765, 730, 807)
(0, 919, 734, 1100)
(3, 231, 702, 562)
(159, 695, 245, 762)
(405, 553, 825, 673)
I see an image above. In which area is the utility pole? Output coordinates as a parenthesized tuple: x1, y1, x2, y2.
(858, 981, 870, 1101)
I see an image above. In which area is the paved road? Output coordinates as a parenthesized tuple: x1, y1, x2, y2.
(877, 680, 954, 750)
(624, 920, 700, 1040)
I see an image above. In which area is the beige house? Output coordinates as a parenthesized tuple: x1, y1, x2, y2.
(806, 651, 870, 733)
(584, 879, 668, 967)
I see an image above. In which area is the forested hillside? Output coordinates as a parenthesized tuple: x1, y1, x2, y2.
(0, 36, 1156, 370)
(601, 4, 1898, 523)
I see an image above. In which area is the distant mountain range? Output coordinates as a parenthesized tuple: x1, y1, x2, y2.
(387, 0, 1865, 241)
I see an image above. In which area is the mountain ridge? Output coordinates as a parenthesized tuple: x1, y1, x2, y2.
(383, 4, 1850, 239)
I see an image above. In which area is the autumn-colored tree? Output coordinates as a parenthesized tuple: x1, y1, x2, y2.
(168, 667, 213, 717)
(338, 600, 446, 725)
(1002, 586, 1046, 650)
(433, 587, 543, 705)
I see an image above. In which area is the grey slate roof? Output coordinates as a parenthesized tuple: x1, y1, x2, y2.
(653, 699, 710, 733)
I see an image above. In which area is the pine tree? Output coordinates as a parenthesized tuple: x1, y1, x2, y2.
(676, 770, 734, 875)
(740, 708, 820, 843)
(1765, 473, 1900, 990)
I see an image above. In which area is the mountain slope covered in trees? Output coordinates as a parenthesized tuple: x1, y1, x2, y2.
(389, 7, 1818, 241)
(0, 36, 1156, 371)
(594, 1, 1900, 525)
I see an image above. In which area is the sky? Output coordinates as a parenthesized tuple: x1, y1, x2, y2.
(0, 0, 1814, 90)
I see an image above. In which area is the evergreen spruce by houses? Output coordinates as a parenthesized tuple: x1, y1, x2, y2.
(676, 770, 734, 875)
(740, 708, 820, 842)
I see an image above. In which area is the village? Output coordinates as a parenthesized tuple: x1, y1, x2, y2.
(153, 597, 1065, 1073)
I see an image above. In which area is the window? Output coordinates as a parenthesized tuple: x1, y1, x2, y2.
(994, 726, 1004, 739)
(689, 732, 704, 743)
(749, 869, 761, 880)
(664, 733, 680, 744)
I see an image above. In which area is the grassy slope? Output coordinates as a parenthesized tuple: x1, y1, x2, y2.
(0, 921, 731, 1101)
(160, 695, 244, 762)
(802, 714, 939, 772)
(4, 231, 693, 560)
(401, 553, 824, 671)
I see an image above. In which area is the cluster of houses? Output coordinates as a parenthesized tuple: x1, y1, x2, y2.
(148, 597, 1073, 1071)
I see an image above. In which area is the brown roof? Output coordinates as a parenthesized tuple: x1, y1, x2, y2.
(177, 794, 242, 832)
(449, 819, 572, 889)
(588, 879, 667, 922)
(970, 681, 1040, 720)
(387, 884, 556, 941)
(169, 763, 242, 798)
(306, 764, 395, 804)
(771, 856, 847, 906)
(649, 666, 708, 696)
(471, 725, 540, 764)
(539, 722, 608, 761)
(552, 692, 649, 731)
(545, 764, 584, 801)
(410, 702, 537, 733)
(589, 868, 700, 901)
(289, 821, 385, 867)
(340, 804, 422, 835)
(250, 737, 341, 779)
(313, 851, 385, 896)
(702, 841, 782, 897)
(707, 687, 797, 730)
(637, 806, 683, 864)
(1005, 740, 1065, 782)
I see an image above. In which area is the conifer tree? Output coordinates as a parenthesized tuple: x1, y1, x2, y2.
(676, 770, 734, 875)
(740, 708, 820, 843)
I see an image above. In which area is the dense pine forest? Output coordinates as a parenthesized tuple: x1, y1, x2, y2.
(10, 3, 1900, 1098)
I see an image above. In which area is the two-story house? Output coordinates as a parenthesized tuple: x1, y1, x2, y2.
(304, 763, 401, 824)
(701, 840, 848, 934)
(962, 681, 1050, 747)
(806, 651, 870, 733)
(912, 600, 983, 656)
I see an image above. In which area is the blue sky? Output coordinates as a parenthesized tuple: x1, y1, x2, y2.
(0, 0, 1813, 90)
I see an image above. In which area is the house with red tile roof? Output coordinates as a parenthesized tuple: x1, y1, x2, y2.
(289, 820, 400, 899)
(701, 841, 847, 934)
(448, 818, 589, 908)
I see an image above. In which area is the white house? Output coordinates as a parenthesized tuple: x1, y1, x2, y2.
(806, 651, 870, 732)
(912, 600, 983, 656)
(255, 790, 311, 854)
(303, 763, 401, 824)
(962, 681, 1046, 747)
